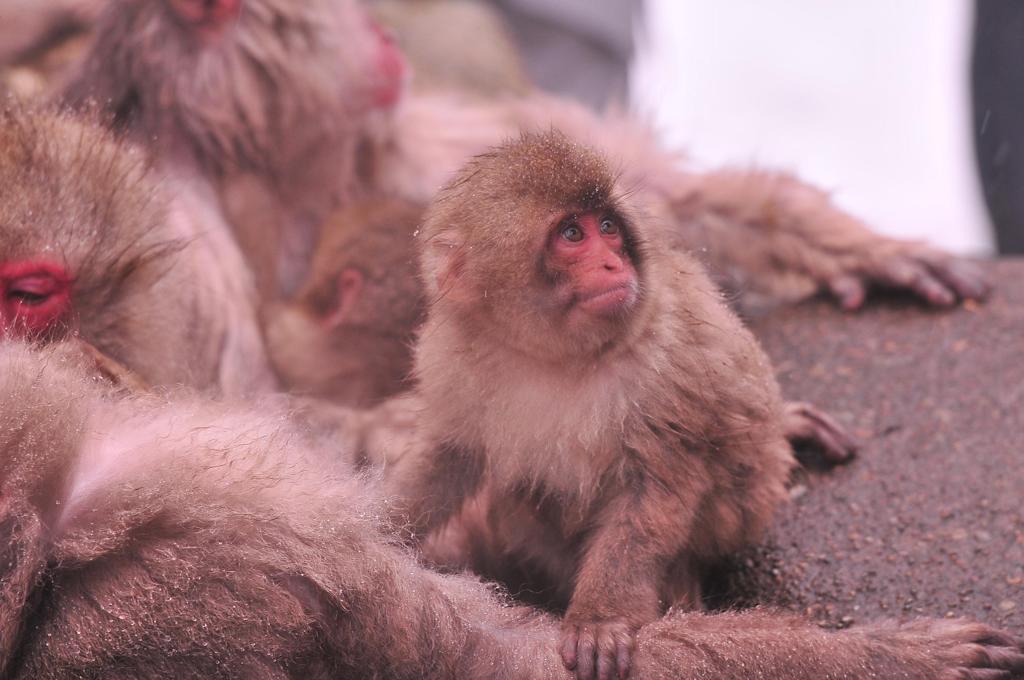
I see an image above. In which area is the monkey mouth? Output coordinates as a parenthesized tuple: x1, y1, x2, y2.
(574, 284, 637, 317)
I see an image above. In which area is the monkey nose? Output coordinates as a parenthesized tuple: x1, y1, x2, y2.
(602, 253, 625, 272)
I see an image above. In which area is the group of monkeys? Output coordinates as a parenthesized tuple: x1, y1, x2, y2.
(0, 0, 1021, 678)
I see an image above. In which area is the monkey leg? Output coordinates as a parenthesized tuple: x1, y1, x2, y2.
(782, 401, 858, 465)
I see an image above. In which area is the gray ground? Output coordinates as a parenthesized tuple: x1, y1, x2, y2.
(724, 259, 1024, 633)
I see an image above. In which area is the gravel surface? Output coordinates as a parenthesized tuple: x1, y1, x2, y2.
(721, 259, 1024, 633)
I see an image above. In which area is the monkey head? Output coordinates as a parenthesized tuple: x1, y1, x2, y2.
(69, 0, 406, 172)
(0, 109, 166, 340)
(419, 131, 655, 361)
(0, 107, 238, 388)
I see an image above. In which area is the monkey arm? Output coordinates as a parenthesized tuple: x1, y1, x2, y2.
(670, 168, 991, 311)
(568, 478, 706, 625)
(561, 467, 710, 680)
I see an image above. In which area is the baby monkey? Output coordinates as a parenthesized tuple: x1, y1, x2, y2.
(394, 131, 796, 680)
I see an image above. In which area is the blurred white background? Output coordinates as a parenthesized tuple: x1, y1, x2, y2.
(631, 0, 993, 255)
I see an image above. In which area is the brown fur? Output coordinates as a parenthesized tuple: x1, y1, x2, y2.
(61, 0, 989, 306)
(1, 341, 1021, 679)
(0, 104, 274, 393)
(265, 198, 426, 406)
(387, 132, 797, 678)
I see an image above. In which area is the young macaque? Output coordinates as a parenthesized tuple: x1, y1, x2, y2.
(62, 0, 990, 309)
(265, 198, 426, 406)
(388, 131, 821, 680)
(1, 340, 1022, 679)
(0, 104, 274, 393)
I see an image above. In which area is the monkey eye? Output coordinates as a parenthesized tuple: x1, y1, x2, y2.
(6, 275, 59, 306)
(599, 218, 619, 235)
(560, 223, 584, 242)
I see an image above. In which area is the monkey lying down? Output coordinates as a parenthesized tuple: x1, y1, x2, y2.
(63, 0, 991, 310)
(1, 341, 1022, 679)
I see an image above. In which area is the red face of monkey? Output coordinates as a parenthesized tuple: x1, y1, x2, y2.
(545, 211, 639, 322)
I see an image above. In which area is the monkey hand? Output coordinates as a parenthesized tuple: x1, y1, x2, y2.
(680, 170, 992, 310)
(560, 616, 637, 680)
(880, 618, 1024, 678)
(820, 242, 991, 311)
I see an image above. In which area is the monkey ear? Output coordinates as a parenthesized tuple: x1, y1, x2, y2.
(323, 269, 364, 329)
(423, 232, 468, 298)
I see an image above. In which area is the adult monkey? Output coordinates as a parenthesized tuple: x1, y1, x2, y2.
(1, 340, 1022, 679)
(61, 0, 990, 308)
(0, 104, 274, 393)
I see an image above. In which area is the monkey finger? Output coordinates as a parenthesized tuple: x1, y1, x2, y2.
(827, 275, 867, 310)
(616, 639, 633, 680)
(560, 626, 580, 670)
(595, 625, 631, 680)
(921, 255, 993, 303)
(962, 671, 1011, 680)
(960, 648, 1024, 680)
(596, 634, 616, 680)
(971, 628, 1023, 650)
(612, 627, 635, 680)
(574, 627, 598, 680)
(875, 258, 957, 307)
(971, 641, 1024, 672)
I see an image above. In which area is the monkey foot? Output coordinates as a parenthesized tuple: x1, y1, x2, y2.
(782, 401, 857, 465)
(895, 619, 1024, 679)
(826, 248, 992, 311)
(560, 618, 636, 680)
